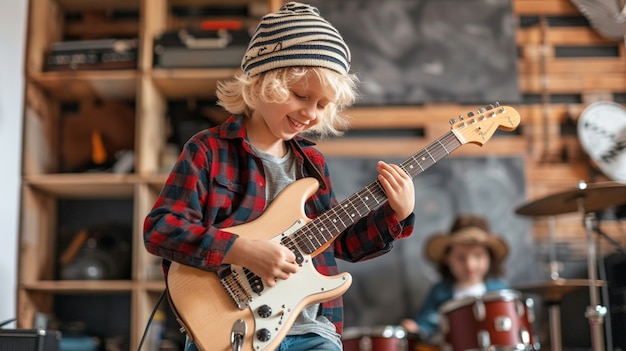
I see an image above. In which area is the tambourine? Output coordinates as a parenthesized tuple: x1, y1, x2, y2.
(578, 101, 626, 182)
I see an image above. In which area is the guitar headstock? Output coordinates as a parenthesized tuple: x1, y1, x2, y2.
(450, 103, 521, 146)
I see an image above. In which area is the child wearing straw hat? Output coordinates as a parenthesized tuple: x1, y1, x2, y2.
(400, 214, 509, 341)
(144, 2, 416, 351)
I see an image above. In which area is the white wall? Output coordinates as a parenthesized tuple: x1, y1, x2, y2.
(0, 0, 28, 327)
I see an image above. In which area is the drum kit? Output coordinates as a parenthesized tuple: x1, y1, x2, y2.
(342, 101, 626, 350)
(439, 289, 538, 351)
(342, 325, 424, 351)
(512, 180, 626, 351)
(342, 181, 626, 351)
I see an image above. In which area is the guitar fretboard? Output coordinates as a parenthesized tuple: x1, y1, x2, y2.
(292, 131, 463, 255)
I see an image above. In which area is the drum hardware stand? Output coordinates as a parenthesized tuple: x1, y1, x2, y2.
(514, 180, 626, 351)
(588, 210, 626, 351)
(546, 216, 563, 281)
(578, 181, 606, 351)
(546, 301, 562, 351)
(546, 215, 563, 351)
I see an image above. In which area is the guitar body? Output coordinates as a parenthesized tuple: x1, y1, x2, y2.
(167, 178, 353, 351)
(163, 103, 521, 351)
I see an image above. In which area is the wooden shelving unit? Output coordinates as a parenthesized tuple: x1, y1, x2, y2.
(18, 0, 277, 349)
(16, 0, 626, 350)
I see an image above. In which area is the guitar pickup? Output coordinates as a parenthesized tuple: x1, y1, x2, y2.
(243, 267, 263, 294)
(281, 237, 304, 264)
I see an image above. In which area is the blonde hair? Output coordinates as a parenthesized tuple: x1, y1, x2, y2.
(216, 67, 359, 137)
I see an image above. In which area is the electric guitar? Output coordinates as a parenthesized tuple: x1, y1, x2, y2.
(166, 103, 521, 351)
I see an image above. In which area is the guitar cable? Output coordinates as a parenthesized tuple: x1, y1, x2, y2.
(0, 318, 16, 328)
(136, 288, 167, 351)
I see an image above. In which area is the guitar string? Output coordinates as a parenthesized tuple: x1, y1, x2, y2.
(290, 131, 464, 255)
(245, 109, 509, 292)
(240, 131, 460, 293)
(244, 110, 505, 290)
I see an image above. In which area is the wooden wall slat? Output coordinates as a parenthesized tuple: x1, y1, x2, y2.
(517, 27, 615, 45)
(519, 59, 626, 74)
(513, 0, 580, 15)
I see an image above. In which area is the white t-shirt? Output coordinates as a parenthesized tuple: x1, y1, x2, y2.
(453, 282, 487, 300)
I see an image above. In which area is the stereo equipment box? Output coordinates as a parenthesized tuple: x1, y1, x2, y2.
(153, 29, 250, 68)
(0, 329, 61, 351)
(45, 38, 138, 72)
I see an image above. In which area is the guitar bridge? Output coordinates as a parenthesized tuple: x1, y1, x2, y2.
(219, 267, 252, 310)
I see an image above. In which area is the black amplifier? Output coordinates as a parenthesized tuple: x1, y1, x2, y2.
(45, 38, 138, 72)
(153, 29, 250, 68)
(0, 329, 61, 351)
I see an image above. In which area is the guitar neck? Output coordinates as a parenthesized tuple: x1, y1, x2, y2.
(294, 131, 463, 255)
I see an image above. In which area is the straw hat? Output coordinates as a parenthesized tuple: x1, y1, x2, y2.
(425, 216, 508, 264)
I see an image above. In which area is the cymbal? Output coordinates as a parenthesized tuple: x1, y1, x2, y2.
(515, 181, 626, 216)
(513, 278, 604, 302)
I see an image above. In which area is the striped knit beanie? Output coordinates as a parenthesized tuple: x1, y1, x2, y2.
(241, 2, 351, 76)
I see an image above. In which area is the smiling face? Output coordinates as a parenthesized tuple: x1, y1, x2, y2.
(246, 71, 331, 154)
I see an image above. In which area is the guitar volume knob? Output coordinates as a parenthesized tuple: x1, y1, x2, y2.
(256, 328, 271, 342)
(257, 304, 272, 318)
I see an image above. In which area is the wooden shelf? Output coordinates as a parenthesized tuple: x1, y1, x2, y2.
(24, 173, 138, 198)
(18, 2, 274, 348)
(168, 0, 268, 6)
(55, 0, 141, 9)
(143, 281, 166, 293)
(151, 68, 240, 98)
(29, 71, 138, 100)
(142, 173, 168, 189)
(20, 280, 136, 293)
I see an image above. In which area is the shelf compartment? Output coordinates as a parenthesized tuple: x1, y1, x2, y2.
(20, 280, 136, 293)
(55, 0, 141, 10)
(168, 0, 266, 6)
(142, 174, 169, 189)
(24, 173, 138, 198)
(27, 0, 142, 76)
(55, 293, 132, 349)
(143, 281, 166, 292)
(151, 68, 239, 98)
(29, 71, 138, 101)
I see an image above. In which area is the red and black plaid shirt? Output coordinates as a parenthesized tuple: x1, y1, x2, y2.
(143, 114, 414, 333)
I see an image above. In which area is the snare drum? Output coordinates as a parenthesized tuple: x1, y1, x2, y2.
(439, 289, 537, 351)
(343, 325, 408, 351)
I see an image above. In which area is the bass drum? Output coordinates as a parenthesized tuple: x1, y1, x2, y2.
(343, 325, 408, 351)
(439, 289, 538, 351)
(578, 101, 626, 182)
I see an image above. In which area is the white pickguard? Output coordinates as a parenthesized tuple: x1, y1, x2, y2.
(231, 254, 351, 350)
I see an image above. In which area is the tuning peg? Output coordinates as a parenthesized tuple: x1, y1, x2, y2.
(449, 119, 456, 125)
(467, 111, 475, 117)
(458, 115, 464, 121)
